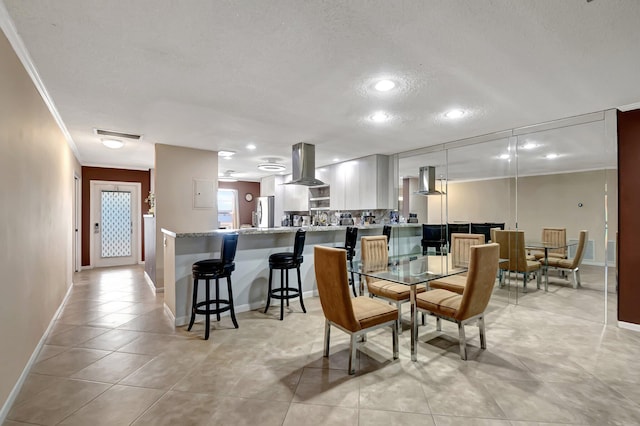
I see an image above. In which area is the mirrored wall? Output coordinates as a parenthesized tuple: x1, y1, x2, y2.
(391, 110, 617, 323)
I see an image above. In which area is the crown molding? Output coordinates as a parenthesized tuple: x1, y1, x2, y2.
(0, 2, 80, 161)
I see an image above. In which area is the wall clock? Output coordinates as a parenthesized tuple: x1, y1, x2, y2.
(245, 193, 254, 202)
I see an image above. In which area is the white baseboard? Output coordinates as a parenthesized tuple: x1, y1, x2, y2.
(143, 272, 163, 294)
(618, 321, 640, 332)
(163, 303, 176, 324)
(0, 283, 74, 423)
(138, 261, 145, 265)
(81, 265, 93, 270)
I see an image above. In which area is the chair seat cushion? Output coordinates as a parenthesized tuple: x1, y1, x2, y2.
(429, 275, 467, 294)
(192, 259, 235, 274)
(526, 254, 537, 261)
(416, 288, 461, 319)
(351, 296, 398, 330)
(546, 258, 573, 268)
(367, 279, 426, 300)
(534, 252, 567, 260)
(269, 252, 303, 267)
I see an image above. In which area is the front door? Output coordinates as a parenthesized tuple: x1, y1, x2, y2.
(90, 181, 140, 267)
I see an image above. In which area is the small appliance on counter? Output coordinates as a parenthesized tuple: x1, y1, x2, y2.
(407, 213, 418, 223)
(362, 210, 376, 224)
(339, 212, 354, 226)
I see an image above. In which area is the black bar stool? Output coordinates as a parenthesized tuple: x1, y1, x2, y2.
(337, 227, 358, 296)
(188, 233, 239, 339)
(383, 224, 392, 249)
(264, 229, 306, 320)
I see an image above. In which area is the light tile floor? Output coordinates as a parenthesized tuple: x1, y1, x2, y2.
(5, 264, 640, 425)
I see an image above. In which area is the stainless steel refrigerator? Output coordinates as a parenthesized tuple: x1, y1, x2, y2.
(256, 196, 275, 228)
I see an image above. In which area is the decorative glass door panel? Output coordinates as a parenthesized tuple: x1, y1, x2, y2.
(101, 190, 132, 258)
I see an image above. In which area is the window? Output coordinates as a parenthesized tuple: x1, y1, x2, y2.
(217, 189, 239, 229)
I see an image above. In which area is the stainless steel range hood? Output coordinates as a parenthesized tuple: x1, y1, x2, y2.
(415, 166, 445, 195)
(284, 142, 326, 186)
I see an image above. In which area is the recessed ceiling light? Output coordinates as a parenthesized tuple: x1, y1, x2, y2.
(218, 171, 238, 182)
(246, 144, 256, 150)
(499, 154, 510, 160)
(369, 111, 390, 122)
(332, 158, 340, 162)
(102, 139, 124, 149)
(444, 109, 466, 119)
(374, 80, 396, 92)
(521, 142, 539, 150)
(258, 162, 286, 172)
(219, 150, 235, 158)
(545, 153, 559, 159)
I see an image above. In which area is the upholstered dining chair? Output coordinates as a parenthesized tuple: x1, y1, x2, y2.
(416, 243, 499, 360)
(428, 233, 485, 294)
(532, 227, 567, 260)
(360, 235, 425, 333)
(494, 230, 542, 292)
(546, 230, 588, 288)
(313, 245, 398, 375)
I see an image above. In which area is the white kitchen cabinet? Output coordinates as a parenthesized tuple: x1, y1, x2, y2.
(329, 155, 392, 210)
(260, 175, 276, 196)
(281, 175, 309, 211)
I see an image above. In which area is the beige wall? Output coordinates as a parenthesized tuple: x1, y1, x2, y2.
(0, 31, 81, 410)
(154, 144, 218, 289)
(425, 170, 617, 264)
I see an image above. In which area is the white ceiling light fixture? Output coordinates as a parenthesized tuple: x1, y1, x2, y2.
(520, 142, 539, 150)
(546, 153, 559, 159)
(374, 79, 396, 92)
(498, 153, 510, 160)
(443, 109, 466, 119)
(369, 111, 390, 122)
(258, 158, 286, 172)
(102, 138, 124, 149)
(333, 158, 340, 162)
(218, 170, 238, 182)
(246, 144, 256, 150)
(219, 150, 236, 158)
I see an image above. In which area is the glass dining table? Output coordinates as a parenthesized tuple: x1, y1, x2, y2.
(349, 254, 467, 361)
(525, 241, 577, 291)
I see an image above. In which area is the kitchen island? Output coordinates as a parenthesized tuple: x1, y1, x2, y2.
(161, 224, 421, 326)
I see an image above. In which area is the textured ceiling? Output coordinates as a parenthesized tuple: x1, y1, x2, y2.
(3, 0, 639, 180)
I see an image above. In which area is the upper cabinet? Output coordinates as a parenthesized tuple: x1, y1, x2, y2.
(281, 175, 309, 212)
(330, 154, 392, 210)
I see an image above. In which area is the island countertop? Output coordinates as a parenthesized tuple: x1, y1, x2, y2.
(161, 223, 421, 238)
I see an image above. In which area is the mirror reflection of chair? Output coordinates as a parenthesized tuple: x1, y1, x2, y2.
(547, 230, 588, 288)
(446, 223, 471, 251)
(313, 245, 398, 375)
(417, 243, 499, 360)
(337, 227, 359, 296)
(422, 224, 446, 255)
(532, 227, 567, 260)
(361, 236, 425, 333)
(264, 229, 307, 320)
(429, 233, 485, 294)
(495, 230, 542, 292)
(188, 233, 239, 340)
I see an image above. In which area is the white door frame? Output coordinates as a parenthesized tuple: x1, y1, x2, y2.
(90, 180, 142, 267)
(73, 173, 81, 272)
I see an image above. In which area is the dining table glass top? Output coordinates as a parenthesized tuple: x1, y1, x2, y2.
(349, 254, 468, 286)
(525, 241, 577, 250)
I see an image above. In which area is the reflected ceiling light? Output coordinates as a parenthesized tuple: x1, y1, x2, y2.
(499, 154, 511, 160)
(521, 142, 539, 150)
(102, 138, 124, 149)
(369, 111, 390, 122)
(218, 170, 238, 182)
(444, 109, 466, 119)
(258, 161, 286, 172)
(374, 79, 396, 91)
(332, 158, 340, 162)
(545, 153, 559, 159)
(219, 150, 235, 158)
(246, 144, 256, 150)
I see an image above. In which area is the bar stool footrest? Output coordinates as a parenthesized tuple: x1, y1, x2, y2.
(193, 299, 232, 315)
(269, 288, 301, 300)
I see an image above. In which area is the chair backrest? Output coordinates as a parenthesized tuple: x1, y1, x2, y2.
(313, 246, 360, 332)
(456, 243, 500, 320)
(447, 223, 471, 249)
(382, 225, 392, 245)
(293, 229, 306, 261)
(505, 230, 529, 272)
(492, 229, 510, 262)
(344, 227, 358, 252)
(360, 236, 389, 285)
(570, 230, 589, 268)
(451, 233, 486, 268)
(221, 233, 239, 265)
(542, 227, 567, 256)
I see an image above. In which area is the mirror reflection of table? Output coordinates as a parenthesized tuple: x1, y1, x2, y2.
(349, 254, 467, 361)
(525, 241, 577, 291)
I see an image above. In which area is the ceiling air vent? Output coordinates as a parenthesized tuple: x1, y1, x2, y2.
(94, 128, 143, 140)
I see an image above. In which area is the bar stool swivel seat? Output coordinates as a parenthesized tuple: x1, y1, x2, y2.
(188, 233, 239, 339)
(264, 229, 306, 320)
